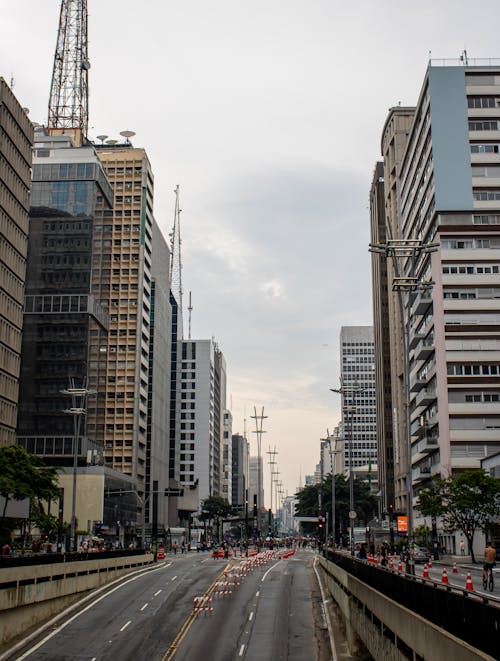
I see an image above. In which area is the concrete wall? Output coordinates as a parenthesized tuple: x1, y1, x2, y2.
(319, 557, 493, 661)
(0, 554, 153, 647)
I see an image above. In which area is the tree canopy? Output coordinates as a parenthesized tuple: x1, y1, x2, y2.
(295, 474, 377, 540)
(0, 445, 60, 523)
(200, 496, 231, 520)
(417, 470, 500, 563)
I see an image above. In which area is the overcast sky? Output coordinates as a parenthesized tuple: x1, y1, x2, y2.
(2, 1, 500, 505)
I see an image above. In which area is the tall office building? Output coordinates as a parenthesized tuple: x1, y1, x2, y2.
(0, 79, 33, 445)
(176, 339, 227, 506)
(248, 455, 264, 513)
(93, 144, 170, 532)
(17, 128, 111, 458)
(373, 61, 500, 539)
(339, 326, 377, 474)
(231, 433, 249, 507)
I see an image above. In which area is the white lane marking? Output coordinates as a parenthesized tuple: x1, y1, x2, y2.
(256, 591, 260, 597)
(239, 644, 245, 656)
(15, 563, 169, 660)
(120, 620, 131, 632)
(248, 612, 254, 621)
(165, 562, 172, 568)
(201, 558, 210, 563)
(154, 589, 162, 596)
(140, 603, 148, 611)
(261, 560, 282, 582)
(171, 576, 178, 581)
(90, 658, 96, 661)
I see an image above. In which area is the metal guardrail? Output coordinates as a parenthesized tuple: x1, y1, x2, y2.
(0, 548, 148, 568)
(324, 549, 499, 659)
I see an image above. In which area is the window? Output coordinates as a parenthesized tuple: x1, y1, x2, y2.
(469, 120, 500, 131)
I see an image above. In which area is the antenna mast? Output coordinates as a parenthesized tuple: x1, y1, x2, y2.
(169, 185, 184, 338)
(48, 0, 90, 146)
(187, 291, 193, 340)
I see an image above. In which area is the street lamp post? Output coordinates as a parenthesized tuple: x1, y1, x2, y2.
(331, 383, 364, 555)
(61, 378, 95, 553)
(369, 238, 438, 574)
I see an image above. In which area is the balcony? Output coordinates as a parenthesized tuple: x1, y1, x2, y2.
(421, 435, 439, 453)
(410, 372, 427, 392)
(409, 330, 425, 351)
(414, 337, 434, 362)
(410, 291, 433, 317)
(415, 388, 437, 408)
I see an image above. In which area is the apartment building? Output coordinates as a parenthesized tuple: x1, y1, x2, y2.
(0, 79, 33, 445)
(176, 339, 227, 507)
(94, 145, 170, 533)
(373, 62, 500, 538)
(339, 326, 378, 474)
(221, 410, 233, 504)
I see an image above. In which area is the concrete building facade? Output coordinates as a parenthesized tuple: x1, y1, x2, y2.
(0, 78, 33, 445)
(231, 433, 249, 507)
(339, 326, 378, 474)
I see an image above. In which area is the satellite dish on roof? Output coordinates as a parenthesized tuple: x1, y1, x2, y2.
(96, 135, 108, 144)
(105, 139, 118, 145)
(120, 130, 135, 145)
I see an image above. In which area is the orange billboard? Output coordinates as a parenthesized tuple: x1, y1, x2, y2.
(397, 516, 408, 533)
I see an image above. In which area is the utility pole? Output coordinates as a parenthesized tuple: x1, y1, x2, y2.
(266, 446, 277, 533)
(251, 406, 267, 537)
(48, 0, 90, 146)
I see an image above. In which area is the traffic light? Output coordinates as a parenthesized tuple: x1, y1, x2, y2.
(253, 494, 257, 517)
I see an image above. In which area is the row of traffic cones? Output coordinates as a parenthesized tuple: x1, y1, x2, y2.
(421, 564, 474, 591)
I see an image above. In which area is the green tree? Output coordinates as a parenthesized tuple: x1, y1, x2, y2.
(200, 496, 231, 541)
(0, 445, 60, 541)
(417, 470, 500, 563)
(295, 475, 377, 541)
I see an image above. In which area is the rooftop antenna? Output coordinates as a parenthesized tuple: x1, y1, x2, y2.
(460, 49, 469, 65)
(48, 0, 90, 146)
(10, 73, 14, 89)
(169, 185, 184, 338)
(187, 290, 193, 340)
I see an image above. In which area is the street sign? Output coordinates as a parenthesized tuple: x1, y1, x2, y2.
(164, 488, 184, 497)
(348, 510, 357, 520)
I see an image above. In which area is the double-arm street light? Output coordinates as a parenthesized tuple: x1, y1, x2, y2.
(369, 238, 438, 574)
(61, 378, 96, 553)
(330, 382, 365, 555)
(321, 429, 343, 546)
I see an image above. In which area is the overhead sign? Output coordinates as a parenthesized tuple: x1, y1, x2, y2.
(397, 516, 408, 533)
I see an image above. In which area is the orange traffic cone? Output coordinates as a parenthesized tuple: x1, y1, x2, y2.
(441, 568, 449, 584)
(397, 560, 403, 573)
(465, 572, 474, 591)
(422, 564, 429, 579)
(428, 558, 433, 569)
(452, 561, 458, 574)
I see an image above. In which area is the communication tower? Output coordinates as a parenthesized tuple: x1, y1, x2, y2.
(169, 185, 184, 337)
(48, 0, 90, 146)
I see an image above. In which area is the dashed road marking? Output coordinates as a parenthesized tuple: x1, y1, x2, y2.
(255, 591, 260, 597)
(120, 620, 131, 632)
(239, 644, 245, 656)
(154, 589, 162, 596)
(248, 612, 254, 621)
(140, 603, 148, 611)
(171, 576, 178, 581)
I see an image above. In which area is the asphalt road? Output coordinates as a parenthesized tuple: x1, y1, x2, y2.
(10, 550, 331, 661)
(417, 560, 500, 599)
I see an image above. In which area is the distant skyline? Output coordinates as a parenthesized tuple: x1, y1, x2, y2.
(2, 0, 500, 504)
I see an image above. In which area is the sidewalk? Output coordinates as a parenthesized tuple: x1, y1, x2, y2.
(433, 554, 485, 572)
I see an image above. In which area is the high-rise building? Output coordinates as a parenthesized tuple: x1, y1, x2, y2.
(231, 433, 249, 507)
(375, 107, 416, 515)
(17, 128, 111, 458)
(0, 79, 33, 445)
(373, 61, 500, 541)
(176, 339, 227, 506)
(248, 455, 264, 515)
(339, 326, 377, 474)
(221, 410, 233, 504)
(93, 144, 170, 533)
